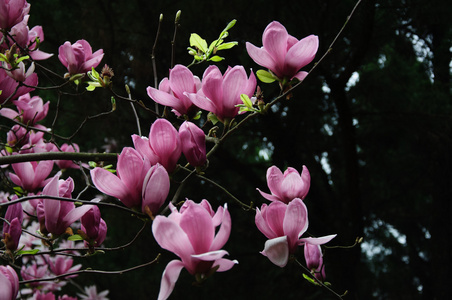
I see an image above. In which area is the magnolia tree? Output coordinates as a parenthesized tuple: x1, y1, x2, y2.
(0, 1, 362, 299)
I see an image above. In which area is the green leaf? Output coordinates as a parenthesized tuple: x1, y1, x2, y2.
(208, 55, 224, 62)
(68, 234, 84, 241)
(189, 33, 208, 53)
(240, 94, 253, 109)
(216, 41, 238, 51)
(208, 112, 220, 125)
(256, 69, 277, 83)
(16, 249, 40, 255)
(15, 55, 30, 64)
(302, 273, 320, 285)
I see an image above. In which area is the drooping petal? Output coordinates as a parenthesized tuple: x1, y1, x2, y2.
(157, 260, 185, 300)
(261, 236, 289, 267)
(299, 234, 337, 246)
(90, 168, 132, 205)
(256, 188, 281, 202)
(213, 258, 239, 272)
(191, 249, 229, 261)
(245, 42, 278, 73)
(147, 86, 186, 115)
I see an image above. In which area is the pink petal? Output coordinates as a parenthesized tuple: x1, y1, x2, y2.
(210, 204, 231, 251)
(131, 134, 159, 164)
(90, 168, 131, 205)
(256, 188, 281, 202)
(261, 236, 289, 267)
(265, 201, 287, 236)
(266, 166, 284, 200)
(255, 205, 277, 239)
(157, 260, 185, 300)
(191, 249, 229, 261)
(179, 203, 214, 254)
(284, 35, 318, 76)
(283, 198, 308, 251)
(213, 258, 238, 272)
(147, 86, 186, 115)
(245, 42, 277, 72)
(152, 216, 194, 263)
(293, 71, 309, 82)
(299, 234, 337, 246)
(262, 21, 289, 67)
(116, 147, 144, 191)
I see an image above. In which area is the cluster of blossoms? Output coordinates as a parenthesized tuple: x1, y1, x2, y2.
(0, 1, 336, 299)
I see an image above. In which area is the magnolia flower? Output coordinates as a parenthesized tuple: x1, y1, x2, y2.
(257, 165, 311, 203)
(141, 164, 170, 216)
(132, 118, 181, 173)
(246, 21, 318, 82)
(255, 198, 336, 267)
(178, 121, 207, 167)
(77, 285, 110, 300)
(152, 200, 237, 300)
(0, 265, 19, 300)
(9, 160, 54, 192)
(304, 243, 326, 281)
(91, 147, 152, 209)
(54, 143, 81, 170)
(47, 255, 81, 278)
(147, 64, 201, 117)
(187, 65, 256, 123)
(2, 201, 23, 252)
(3, 61, 35, 82)
(0, 66, 37, 105)
(36, 175, 93, 236)
(0, 93, 49, 125)
(81, 205, 107, 248)
(58, 39, 104, 76)
(0, 0, 30, 29)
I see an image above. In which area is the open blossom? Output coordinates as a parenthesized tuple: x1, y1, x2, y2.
(255, 198, 336, 267)
(246, 21, 318, 82)
(152, 200, 237, 300)
(36, 175, 94, 236)
(0, 265, 19, 300)
(132, 118, 181, 173)
(147, 64, 201, 117)
(187, 65, 256, 123)
(0, 93, 49, 125)
(0, 0, 30, 29)
(257, 165, 310, 203)
(54, 143, 81, 170)
(178, 121, 207, 167)
(9, 160, 53, 192)
(58, 39, 104, 76)
(3, 61, 35, 82)
(0, 66, 37, 105)
(77, 285, 110, 300)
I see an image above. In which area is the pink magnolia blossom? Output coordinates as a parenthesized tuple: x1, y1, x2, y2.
(58, 39, 104, 76)
(255, 198, 336, 267)
(178, 121, 207, 167)
(9, 160, 53, 192)
(0, 93, 49, 125)
(152, 200, 237, 300)
(0, 0, 30, 29)
(257, 165, 311, 204)
(3, 60, 35, 82)
(81, 205, 107, 248)
(36, 175, 93, 236)
(2, 201, 23, 251)
(187, 65, 256, 123)
(147, 64, 201, 117)
(47, 255, 81, 278)
(132, 118, 181, 173)
(246, 21, 318, 82)
(0, 265, 19, 300)
(54, 143, 81, 170)
(0, 66, 37, 105)
(91, 147, 152, 210)
(77, 285, 110, 300)
(304, 243, 326, 281)
(5, 15, 53, 60)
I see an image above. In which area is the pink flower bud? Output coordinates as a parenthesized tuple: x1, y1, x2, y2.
(257, 165, 311, 204)
(81, 205, 107, 247)
(55, 143, 81, 170)
(142, 163, 170, 215)
(9, 160, 53, 192)
(0, 265, 19, 300)
(304, 243, 326, 281)
(178, 121, 207, 167)
(58, 39, 104, 76)
(2, 201, 23, 251)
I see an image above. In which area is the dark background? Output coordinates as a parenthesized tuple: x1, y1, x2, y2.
(13, 0, 452, 299)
